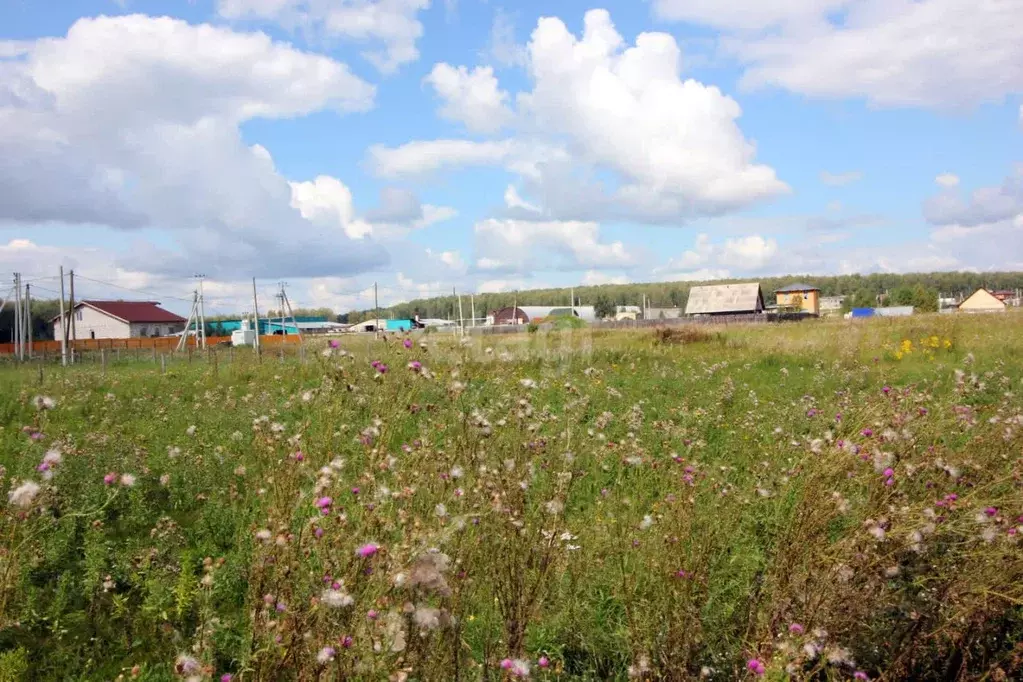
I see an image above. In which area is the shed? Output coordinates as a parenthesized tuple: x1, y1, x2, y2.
(774, 283, 821, 316)
(685, 283, 764, 316)
(490, 306, 595, 325)
(958, 288, 1007, 313)
(875, 306, 914, 317)
(849, 308, 874, 318)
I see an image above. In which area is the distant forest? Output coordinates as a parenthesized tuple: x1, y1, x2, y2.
(345, 271, 1023, 323)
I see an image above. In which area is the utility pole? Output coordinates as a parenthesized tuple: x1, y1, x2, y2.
(282, 286, 303, 344)
(25, 282, 32, 359)
(59, 266, 68, 366)
(513, 292, 518, 325)
(470, 294, 476, 328)
(13, 274, 22, 361)
(374, 281, 379, 336)
(251, 277, 261, 359)
(570, 287, 575, 309)
(69, 270, 77, 363)
(177, 292, 199, 352)
(194, 274, 206, 349)
(457, 289, 464, 337)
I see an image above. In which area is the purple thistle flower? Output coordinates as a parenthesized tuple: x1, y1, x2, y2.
(276, 601, 287, 612)
(854, 673, 869, 681)
(862, 428, 874, 437)
(408, 360, 422, 371)
(103, 472, 117, 486)
(538, 656, 550, 669)
(403, 338, 413, 349)
(984, 506, 998, 517)
(314, 527, 325, 538)
(328, 339, 340, 349)
(788, 623, 804, 635)
(747, 658, 766, 676)
(882, 386, 891, 394)
(351, 486, 360, 495)
(221, 675, 233, 682)
(367, 609, 379, 620)
(293, 451, 304, 462)
(316, 496, 333, 509)
(340, 635, 353, 648)
(356, 542, 379, 558)
(500, 659, 513, 670)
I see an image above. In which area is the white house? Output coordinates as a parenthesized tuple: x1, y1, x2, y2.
(53, 300, 186, 340)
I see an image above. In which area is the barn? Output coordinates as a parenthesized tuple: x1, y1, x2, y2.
(685, 283, 765, 316)
(490, 306, 597, 325)
(52, 300, 186, 340)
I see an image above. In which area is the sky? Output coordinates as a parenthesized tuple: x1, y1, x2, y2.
(1, 0, 1022, 317)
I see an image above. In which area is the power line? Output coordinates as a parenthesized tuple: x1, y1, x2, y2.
(72, 274, 195, 300)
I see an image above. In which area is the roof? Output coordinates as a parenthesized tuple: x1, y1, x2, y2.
(685, 283, 764, 315)
(53, 300, 185, 324)
(958, 288, 1006, 309)
(775, 283, 820, 293)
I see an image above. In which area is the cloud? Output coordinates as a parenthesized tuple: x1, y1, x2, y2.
(923, 166, 1023, 227)
(368, 139, 517, 177)
(364, 187, 424, 223)
(710, 0, 1023, 108)
(820, 170, 863, 186)
(935, 173, 960, 188)
(216, 0, 431, 72)
(487, 8, 528, 68)
(370, 9, 787, 223)
(504, 185, 540, 214)
(425, 63, 512, 133)
(657, 232, 779, 280)
(473, 218, 635, 273)
(0, 15, 386, 279)
(651, 0, 850, 31)
(581, 270, 630, 286)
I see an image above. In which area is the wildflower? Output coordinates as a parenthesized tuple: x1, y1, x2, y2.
(545, 500, 564, 515)
(8, 480, 40, 509)
(186, 425, 197, 437)
(120, 473, 136, 487)
(293, 451, 304, 462)
(255, 529, 272, 542)
(315, 496, 333, 510)
(413, 606, 441, 630)
(538, 656, 550, 669)
(33, 395, 56, 410)
(984, 506, 998, 517)
(340, 635, 353, 648)
(519, 378, 537, 389)
(321, 588, 354, 608)
(314, 527, 324, 538)
(367, 609, 379, 620)
(221, 675, 233, 682)
(104, 472, 118, 486)
(329, 339, 340, 349)
(408, 360, 422, 372)
(449, 465, 464, 479)
(789, 623, 805, 635)
(403, 338, 413, 349)
(356, 542, 379, 558)
(854, 673, 870, 681)
(435, 503, 448, 518)
(160, 474, 171, 486)
(316, 646, 336, 664)
(174, 654, 202, 676)
(747, 658, 766, 676)
(639, 515, 653, 530)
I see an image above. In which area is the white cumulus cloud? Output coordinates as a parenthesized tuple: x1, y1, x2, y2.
(425, 63, 512, 133)
(473, 218, 635, 273)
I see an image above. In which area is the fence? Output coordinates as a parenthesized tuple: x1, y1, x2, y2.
(0, 334, 302, 357)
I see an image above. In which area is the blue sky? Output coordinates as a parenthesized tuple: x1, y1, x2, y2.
(1, 0, 1021, 316)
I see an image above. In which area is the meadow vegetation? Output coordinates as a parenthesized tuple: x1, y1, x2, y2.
(1, 314, 1022, 681)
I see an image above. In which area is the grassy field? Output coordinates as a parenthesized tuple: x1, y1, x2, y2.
(1, 314, 1022, 681)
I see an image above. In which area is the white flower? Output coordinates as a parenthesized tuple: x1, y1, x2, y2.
(185, 425, 197, 437)
(639, 515, 653, 530)
(519, 378, 537, 389)
(321, 588, 354, 608)
(32, 395, 56, 410)
(545, 500, 564, 515)
(435, 503, 448, 518)
(255, 529, 272, 542)
(413, 606, 441, 630)
(160, 474, 171, 486)
(120, 473, 136, 487)
(449, 465, 464, 479)
(167, 446, 181, 458)
(301, 390, 314, 402)
(8, 481, 40, 508)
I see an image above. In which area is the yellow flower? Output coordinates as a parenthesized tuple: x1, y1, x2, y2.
(894, 351, 903, 360)
(943, 339, 952, 349)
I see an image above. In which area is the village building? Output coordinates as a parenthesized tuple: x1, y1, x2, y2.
(685, 283, 765, 316)
(52, 300, 186, 340)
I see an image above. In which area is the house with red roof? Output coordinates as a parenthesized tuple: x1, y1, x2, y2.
(52, 300, 186, 340)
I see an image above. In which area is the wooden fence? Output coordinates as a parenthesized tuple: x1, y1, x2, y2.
(0, 334, 302, 356)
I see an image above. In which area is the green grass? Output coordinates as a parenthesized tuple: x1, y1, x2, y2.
(1, 313, 1022, 680)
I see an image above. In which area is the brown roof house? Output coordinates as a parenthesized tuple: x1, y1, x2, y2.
(52, 300, 187, 340)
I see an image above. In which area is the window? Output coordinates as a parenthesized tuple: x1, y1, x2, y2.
(90, 331, 95, 340)
(76, 310, 83, 321)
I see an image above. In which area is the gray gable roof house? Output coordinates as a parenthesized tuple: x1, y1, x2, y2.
(685, 283, 765, 316)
